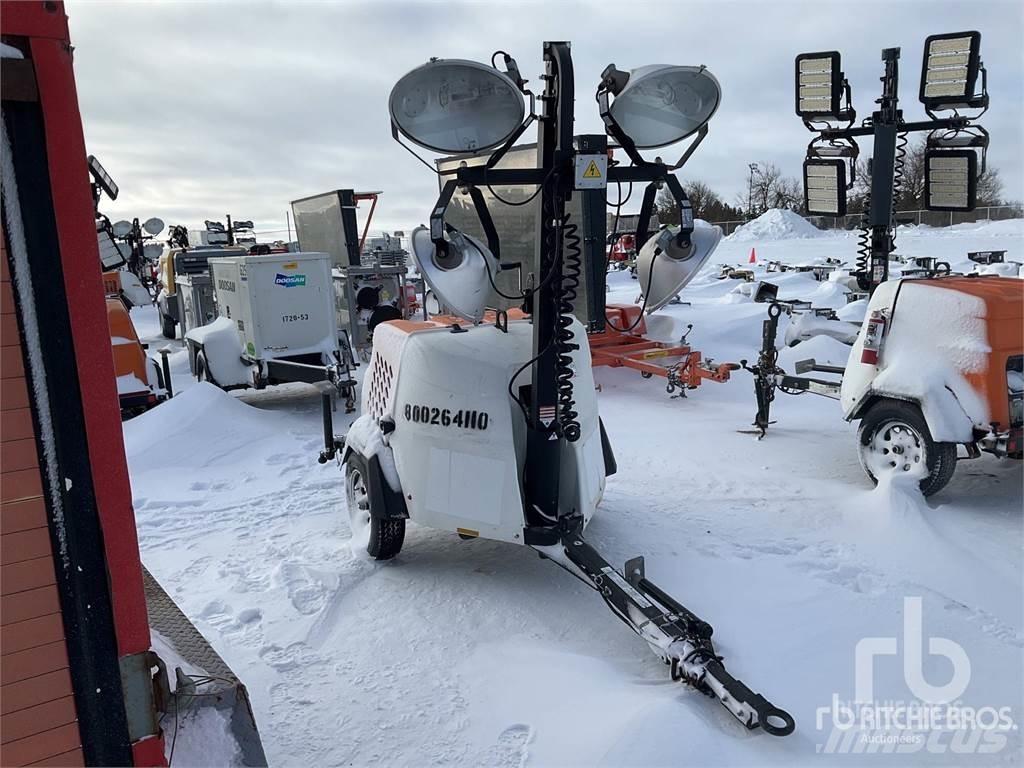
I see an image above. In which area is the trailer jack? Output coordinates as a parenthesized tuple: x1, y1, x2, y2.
(741, 302, 843, 437)
(537, 526, 795, 737)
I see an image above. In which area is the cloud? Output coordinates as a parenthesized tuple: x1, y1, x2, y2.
(68, 0, 1023, 237)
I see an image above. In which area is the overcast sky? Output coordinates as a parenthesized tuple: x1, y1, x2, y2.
(67, 0, 1023, 239)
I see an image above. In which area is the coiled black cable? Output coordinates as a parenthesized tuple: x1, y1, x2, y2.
(855, 192, 872, 280)
(555, 212, 582, 442)
(856, 132, 908, 288)
(891, 132, 908, 248)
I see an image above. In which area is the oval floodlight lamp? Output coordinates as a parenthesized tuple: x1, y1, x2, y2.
(607, 65, 721, 148)
(410, 224, 498, 322)
(637, 224, 722, 312)
(143, 243, 163, 261)
(143, 217, 165, 236)
(111, 219, 132, 237)
(389, 59, 525, 154)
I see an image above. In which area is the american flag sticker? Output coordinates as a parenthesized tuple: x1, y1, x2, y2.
(538, 405, 556, 426)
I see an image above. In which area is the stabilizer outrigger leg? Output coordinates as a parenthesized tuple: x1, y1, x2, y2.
(538, 529, 795, 737)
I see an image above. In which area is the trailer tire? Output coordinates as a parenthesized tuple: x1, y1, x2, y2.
(161, 313, 176, 339)
(345, 459, 405, 560)
(857, 399, 957, 497)
(195, 351, 217, 387)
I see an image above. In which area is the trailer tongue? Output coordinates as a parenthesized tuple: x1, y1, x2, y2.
(538, 529, 794, 736)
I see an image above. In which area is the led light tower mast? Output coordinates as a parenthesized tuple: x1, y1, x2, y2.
(796, 32, 989, 293)
(863, 47, 902, 290)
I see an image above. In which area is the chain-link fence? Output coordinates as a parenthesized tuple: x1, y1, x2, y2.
(711, 204, 1023, 236)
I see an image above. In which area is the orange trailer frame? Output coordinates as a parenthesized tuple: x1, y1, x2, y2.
(590, 305, 736, 392)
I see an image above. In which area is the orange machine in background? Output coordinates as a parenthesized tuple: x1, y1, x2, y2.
(102, 270, 166, 416)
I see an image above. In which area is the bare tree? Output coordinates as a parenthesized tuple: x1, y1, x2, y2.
(657, 181, 743, 225)
(772, 176, 804, 211)
(976, 164, 1005, 207)
(741, 163, 804, 214)
(655, 185, 680, 226)
(750, 163, 782, 214)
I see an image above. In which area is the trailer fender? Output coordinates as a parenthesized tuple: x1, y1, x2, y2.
(341, 445, 409, 521)
(847, 388, 976, 445)
(599, 418, 617, 477)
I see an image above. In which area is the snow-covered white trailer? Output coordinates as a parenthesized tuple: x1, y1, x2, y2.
(748, 275, 1023, 496)
(184, 251, 356, 408)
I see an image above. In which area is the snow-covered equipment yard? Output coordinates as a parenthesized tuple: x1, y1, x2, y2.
(126, 217, 1022, 766)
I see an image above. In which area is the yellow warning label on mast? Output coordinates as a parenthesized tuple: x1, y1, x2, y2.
(582, 159, 603, 179)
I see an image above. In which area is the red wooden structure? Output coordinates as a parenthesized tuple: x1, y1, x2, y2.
(1, 3, 166, 764)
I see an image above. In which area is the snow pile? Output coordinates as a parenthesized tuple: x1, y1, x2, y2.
(726, 209, 825, 242)
(184, 316, 251, 387)
(837, 298, 868, 323)
(123, 383, 297, 495)
(899, 217, 1024, 237)
(777, 333, 854, 371)
(116, 373, 149, 395)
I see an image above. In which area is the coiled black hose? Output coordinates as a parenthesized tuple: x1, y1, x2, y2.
(891, 132, 908, 248)
(856, 192, 872, 282)
(856, 132, 908, 288)
(556, 213, 582, 442)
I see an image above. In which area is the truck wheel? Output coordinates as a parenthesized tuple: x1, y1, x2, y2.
(161, 313, 176, 339)
(857, 400, 957, 497)
(345, 458, 404, 560)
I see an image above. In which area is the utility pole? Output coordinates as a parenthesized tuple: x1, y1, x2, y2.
(226, 213, 234, 245)
(747, 163, 759, 220)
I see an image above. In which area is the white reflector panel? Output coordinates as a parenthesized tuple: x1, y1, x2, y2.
(920, 32, 980, 107)
(929, 36, 973, 55)
(796, 52, 841, 117)
(799, 57, 832, 73)
(924, 81, 969, 98)
(926, 152, 975, 211)
(803, 159, 845, 215)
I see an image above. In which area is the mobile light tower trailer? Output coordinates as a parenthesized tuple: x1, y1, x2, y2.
(329, 44, 794, 736)
(745, 32, 1022, 497)
(185, 250, 357, 409)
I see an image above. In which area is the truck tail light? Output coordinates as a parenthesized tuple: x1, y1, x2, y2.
(861, 310, 888, 365)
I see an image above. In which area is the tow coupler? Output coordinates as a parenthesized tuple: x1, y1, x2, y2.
(540, 531, 795, 737)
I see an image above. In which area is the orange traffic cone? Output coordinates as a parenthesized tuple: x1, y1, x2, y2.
(749, 247, 757, 264)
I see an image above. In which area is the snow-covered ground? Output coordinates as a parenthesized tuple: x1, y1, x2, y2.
(126, 218, 1022, 766)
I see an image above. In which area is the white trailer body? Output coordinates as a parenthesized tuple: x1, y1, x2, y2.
(188, 229, 230, 247)
(209, 252, 337, 361)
